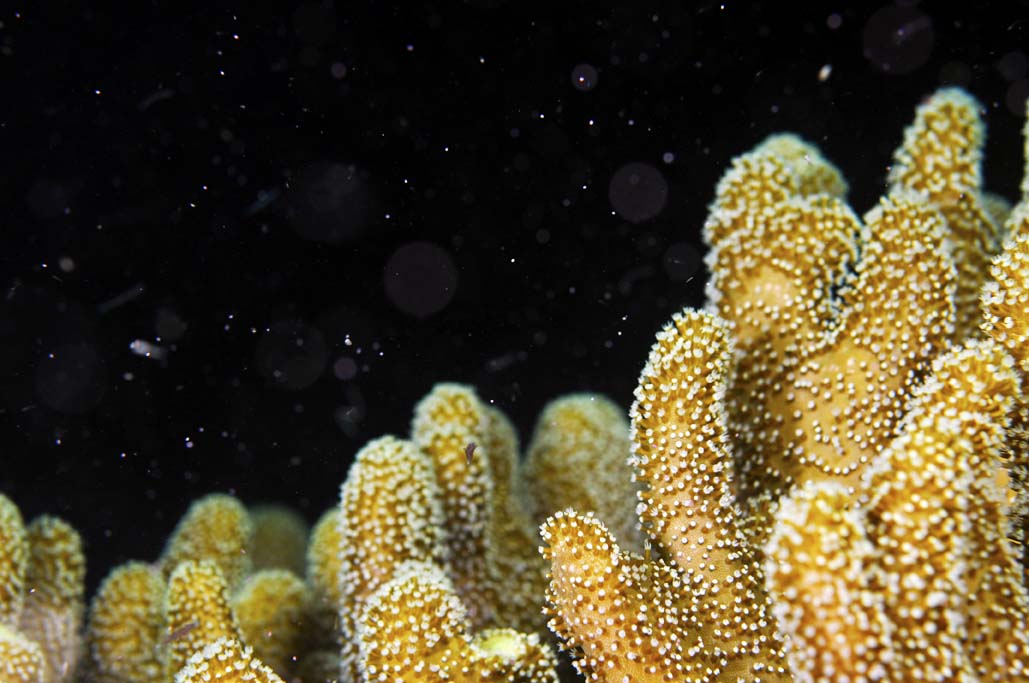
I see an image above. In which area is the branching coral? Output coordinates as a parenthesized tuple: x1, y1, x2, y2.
(8, 83, 1027, 683)
(87, 495, 311, 683)
(541, 88, 1029, 682)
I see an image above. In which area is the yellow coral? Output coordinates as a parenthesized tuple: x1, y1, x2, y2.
(161, 494, 253, 589)
(19, 516, 85, 683)
(765, 482, 894, 683)
(544, 310, 789, 683)
(357, 561, 557, 683)
(173, 638, 282, 683)
(87, 562, 165, 683)
(305, 506, 343, 615)
(231, 569, 309, 675)
(0, 624, 46, 683)
(163, 560, 241, 679)
(541, 87, 1029, 683)
(248, 505, 308, 576)
(481, 405, 547, 634)
(337, 435, 447, 681)
(889, 87, 1001, 338)
(0, 495, 28, 629)
(411, 384, 496, 628)
(523, 394, 639, 551)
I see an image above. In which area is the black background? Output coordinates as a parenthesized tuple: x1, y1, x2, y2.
(2, 1, 1028, 590)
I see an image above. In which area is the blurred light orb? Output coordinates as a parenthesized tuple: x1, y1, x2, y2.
(571, 63, 599, 92)
(862, 4, 934, 75)
(333, 356, 358, 380)
(288, 162, 371, 244)
(383, 241, 458, 318)
(35, 342, 107, 414)
(608, 162, 669, 224)
(155, 307, 188, 342)
(255, 320, 328, 390)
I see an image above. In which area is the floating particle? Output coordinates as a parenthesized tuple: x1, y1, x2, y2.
(570, 63, 599, 92)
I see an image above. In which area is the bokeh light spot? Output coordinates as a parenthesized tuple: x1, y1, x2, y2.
(383, 241, 458, 319)
(862, 4, 934, 75)
(255, 320, 328, 390)
(35, 342, 107, 414)
(608, 162, 669, 224)
(288, 162, 371, 245)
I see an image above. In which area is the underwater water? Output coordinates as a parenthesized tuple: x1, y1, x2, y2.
(3, 2, 1029, 682)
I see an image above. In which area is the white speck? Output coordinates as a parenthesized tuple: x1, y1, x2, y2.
(818, 64, 832, 82)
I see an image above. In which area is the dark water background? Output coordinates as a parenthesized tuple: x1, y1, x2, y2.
(2, 1, 1028, 589)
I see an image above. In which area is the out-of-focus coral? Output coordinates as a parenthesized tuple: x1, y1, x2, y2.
(523, 394, 640, 552)
(0, 623, 46, 683)
(86, 562, 164, 683)
(540, 88, 1029, 682)
(232, 570, 309, 675)
(0, 495, 85, 683)
(160, 495, 253, 589)
(20, 517, 86, 683)
(86, 494, 312, 683)
(248, 505, 309, 576)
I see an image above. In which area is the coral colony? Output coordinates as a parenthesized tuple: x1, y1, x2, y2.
(3, 86, 1029, 683)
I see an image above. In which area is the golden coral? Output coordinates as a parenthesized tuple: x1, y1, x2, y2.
(0, 624, 46, 683)
(888, 88, 1002, 339)
(231, 569, 309, 675)
(541, 88, 1029, 683)
(0, 497, 85, 683)
(163, 560, 242, 678)
(86, 493, 304, 683)
(523, 394, 640, 552)
(0, 496, 28, 629)
(357, 561, 557, 683)
(409, 384, 548, 634)
(173, 638, 283, 683)
(337, 435, 447, 682)
(86, 562, 165, 683)
(19, 516, 86, 683)
(248, 505, 309, 576)
(542, 311, 790, 683)
(160, 494, 253, 590)
(411, 384, 498, 629)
